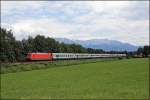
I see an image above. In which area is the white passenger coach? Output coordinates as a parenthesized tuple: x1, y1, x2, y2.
(52, 53, 126, 60)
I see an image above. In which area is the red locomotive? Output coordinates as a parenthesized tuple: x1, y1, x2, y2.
(26, 53, 53, 61)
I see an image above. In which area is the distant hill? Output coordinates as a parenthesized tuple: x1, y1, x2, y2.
(55, 38, 139, 51)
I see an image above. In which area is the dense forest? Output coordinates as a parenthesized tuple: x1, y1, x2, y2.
(0, 27, 149, 62)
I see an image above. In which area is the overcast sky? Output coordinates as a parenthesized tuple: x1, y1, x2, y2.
(1, 1, 149, 46)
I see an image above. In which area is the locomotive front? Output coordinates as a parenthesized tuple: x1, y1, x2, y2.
(26, 53, 53, 61)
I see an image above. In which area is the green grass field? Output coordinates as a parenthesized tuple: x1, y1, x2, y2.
(1, 58, 149, 99)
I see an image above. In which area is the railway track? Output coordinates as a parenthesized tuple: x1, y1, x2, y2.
(19, 60, 55, 64)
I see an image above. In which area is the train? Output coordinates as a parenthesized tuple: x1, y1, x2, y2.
(26, 53, 126, 61)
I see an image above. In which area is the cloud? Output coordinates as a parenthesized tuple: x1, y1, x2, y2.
(8, 18, 74, 40)
(1, 1, 149, 46)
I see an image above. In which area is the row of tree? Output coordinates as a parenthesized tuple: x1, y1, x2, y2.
(136, 46, 150, 57)
(0, 27, 149, 63)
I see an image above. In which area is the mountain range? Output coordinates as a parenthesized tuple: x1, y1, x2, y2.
(55, 38, 140, 51)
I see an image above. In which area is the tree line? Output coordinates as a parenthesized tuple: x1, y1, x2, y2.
(136, 46, 150, 57)
(0, 27, 149, 63)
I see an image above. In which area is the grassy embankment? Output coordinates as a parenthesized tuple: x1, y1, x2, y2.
(1, 58, 121, 74)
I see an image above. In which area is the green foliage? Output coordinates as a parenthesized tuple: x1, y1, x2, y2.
(0, 28, 16, 62)
(87, 48, 104, 53)
(137, 46, 150, 57)
(1, 58, 149, 99)
(143, 46, 150, 57)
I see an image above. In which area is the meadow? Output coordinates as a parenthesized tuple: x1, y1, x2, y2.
(1, 58, 149, 99)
